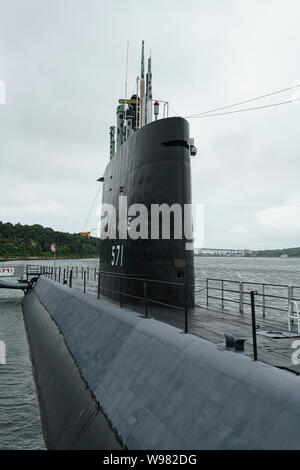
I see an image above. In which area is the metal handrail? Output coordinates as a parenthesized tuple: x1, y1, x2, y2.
(40, 264, 190, 333)
(206, 277, 290, 288)
(203, 277, 300, 319)
(34, 264, 300, 322)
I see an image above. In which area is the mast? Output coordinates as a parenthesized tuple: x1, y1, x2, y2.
(139, 40, 145, 128)
(110, 42, 153, 155)
(136, 76, 139, 130)
(145, 55, 152, 124)
(109, 126, 116, 158)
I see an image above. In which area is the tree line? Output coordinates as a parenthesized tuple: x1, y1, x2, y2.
(0, 221, 99, 260)
(250, 247, 300, 257)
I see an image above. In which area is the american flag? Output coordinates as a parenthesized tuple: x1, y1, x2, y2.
(50, 243, 56, 253)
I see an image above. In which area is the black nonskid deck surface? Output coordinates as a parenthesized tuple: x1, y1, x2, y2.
(72, 278, 300, 376)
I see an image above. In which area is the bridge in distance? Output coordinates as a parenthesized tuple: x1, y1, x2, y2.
(195, 248, 248, 256)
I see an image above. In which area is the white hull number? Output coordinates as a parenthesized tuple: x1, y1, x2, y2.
(111, 245, 124, 267)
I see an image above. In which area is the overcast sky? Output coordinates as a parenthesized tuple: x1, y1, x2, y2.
(0, 0, 299, 249)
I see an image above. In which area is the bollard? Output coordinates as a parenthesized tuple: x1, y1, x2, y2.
(84, 271, 86, 293)
(58, 267, 61, 284)
(250, 291, 258, 361)
(69, 269, 73, 288)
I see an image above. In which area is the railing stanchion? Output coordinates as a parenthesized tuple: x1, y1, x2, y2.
(240, 282, 244, 314)
(250, 291, 258, 361)
(263, 284, 266, 318)
(185, 283, 189, 333)
(288, 286, 293, 321)
(288, 286, 291, 314)
(206, 279, 209, 306)
(97, 271, 100, 299)
(143, 279, 148, 318)
(221, 280, 224, 310)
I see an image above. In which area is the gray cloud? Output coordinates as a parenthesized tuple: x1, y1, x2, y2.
(0, 0, 300, 249)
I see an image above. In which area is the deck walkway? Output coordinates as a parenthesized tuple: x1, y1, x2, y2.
(69, 278, 300, 375)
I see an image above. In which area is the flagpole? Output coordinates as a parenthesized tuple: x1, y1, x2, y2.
(51, 243, 56, 271)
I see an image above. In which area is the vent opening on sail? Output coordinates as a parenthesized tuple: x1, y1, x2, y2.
(162, 140, 190, 149)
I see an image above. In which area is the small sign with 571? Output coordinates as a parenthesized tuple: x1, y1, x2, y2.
(0, 267, 15, 277)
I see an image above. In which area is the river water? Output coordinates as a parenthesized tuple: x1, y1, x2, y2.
(0, 257, 299, 449)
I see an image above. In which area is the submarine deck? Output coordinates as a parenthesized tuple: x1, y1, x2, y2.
(68, 277, 300, 376)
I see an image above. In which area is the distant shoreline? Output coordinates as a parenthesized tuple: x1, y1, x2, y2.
(1, 255, 300, 264)
(0, 255, 99, 262)
(194, 255, 300, 259)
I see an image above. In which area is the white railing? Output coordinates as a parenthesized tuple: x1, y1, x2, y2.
(196, 278, 300, 320)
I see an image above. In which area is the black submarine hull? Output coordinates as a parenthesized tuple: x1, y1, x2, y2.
(100, 117, 194, 308)
(22, 277, 300, 450)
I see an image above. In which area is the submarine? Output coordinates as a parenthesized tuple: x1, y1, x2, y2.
(22, 42, 300, 450)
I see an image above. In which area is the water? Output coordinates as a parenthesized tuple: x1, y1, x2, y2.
(195, 256, 300, 286)
(194, 257, 300, 320)
(0, 256, 300, 449)
(0, 258, 99, 450)
(0, 276, 44, 449)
